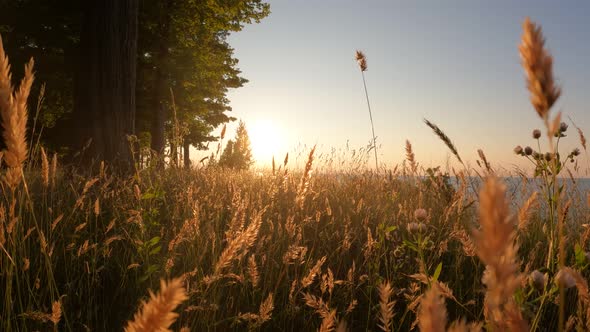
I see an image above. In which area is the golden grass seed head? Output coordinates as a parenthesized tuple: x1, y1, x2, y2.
(355, 50, 367, 72)
(377, 281, 395, 332)
(124, 278, 188, 332)
(355, 50, 364, 61)
(519, 17, 561, 119)
(576, 127, 587, 150)
(41, 147, 49, 187)
(418, 284, 447, 332)
(50, 301, 62, 325)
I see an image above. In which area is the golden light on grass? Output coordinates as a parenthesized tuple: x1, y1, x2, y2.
(124, 278, 188, 332)
(0, 34, 34, 190)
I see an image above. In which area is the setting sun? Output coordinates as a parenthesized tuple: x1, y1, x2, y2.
(248, 119, 284, 164)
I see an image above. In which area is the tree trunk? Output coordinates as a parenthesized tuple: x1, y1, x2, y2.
(75, 0, 138, 168)
(150, 75, 167, 155)
(149, 2, 172, 155)
(170, 141, 178, 167)
(183, 141, 191, 168)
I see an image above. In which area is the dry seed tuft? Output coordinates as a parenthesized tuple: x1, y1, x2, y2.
(473, 177, 528, 330)
(355, 50, 367, 72)
(424, 119, 463, 164)
(418, 284, 447, 332)
(0, 34, 34, 190)
(377, 281, 395, 332)
(519, 17, 560, 119)
(40, 147, 49, 188)
(124, 278, 188, 332)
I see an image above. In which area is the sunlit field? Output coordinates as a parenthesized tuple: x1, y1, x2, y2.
(2, 4, 590, 332)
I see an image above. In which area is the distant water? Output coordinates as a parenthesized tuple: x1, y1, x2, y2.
(450, 177, 590, 210)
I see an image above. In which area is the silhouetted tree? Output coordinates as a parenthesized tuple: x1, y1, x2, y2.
(218, 121, 253, 169)
(0, 0, 270, 166)
(136, 0, 270, 158)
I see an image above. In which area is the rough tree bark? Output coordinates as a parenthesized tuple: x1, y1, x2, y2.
(75, 0, 138, 168)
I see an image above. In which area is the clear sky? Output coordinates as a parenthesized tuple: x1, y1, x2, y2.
(215, 1, 590, 173)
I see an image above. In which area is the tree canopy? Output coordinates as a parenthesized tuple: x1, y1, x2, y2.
(0, 0, 270, 166)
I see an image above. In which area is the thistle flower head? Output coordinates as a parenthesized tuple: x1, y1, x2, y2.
(532, 129, 541, 139)
(524, 146, 533, 156)
(514, 145, 524, 155)
(529, 270, 547, 290)
(559, 122, 568, 133)
(545, 152, 552, 161)
(414, 208, 428, 222)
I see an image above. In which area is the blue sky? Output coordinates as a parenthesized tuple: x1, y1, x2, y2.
(218, 1, 590, 172)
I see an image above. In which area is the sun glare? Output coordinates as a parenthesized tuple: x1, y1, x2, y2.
(248, 119, 284, 164)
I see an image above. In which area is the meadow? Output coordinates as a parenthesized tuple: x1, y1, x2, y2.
(2, 17, 590, 332)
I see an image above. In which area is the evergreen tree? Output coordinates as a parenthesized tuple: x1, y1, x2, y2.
(218, 121, 253, 169)
(218, 140, 235, 167)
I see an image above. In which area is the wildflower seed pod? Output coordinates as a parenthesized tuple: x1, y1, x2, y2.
(559, 122, 568, 133)
(529, 270, 547, 291)
(407, 222, 426, 233)
(533, 129, 541, 139)
(545, 152, 552, 161)
(413, 208, 427, 222)
(572, 148, 581, 157)
(524, 146, 533, 155)
(555, 269, 576, 289)
(514, 145, 524, 155)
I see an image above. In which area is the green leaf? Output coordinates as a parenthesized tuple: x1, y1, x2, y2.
(149, 245, 162, 256)
(385, 226, 397, 234)
(141, 192, 157, 200)
(432, 262, 442, 282)
(141, 188, 165, 200)
(146, 236, 161, 248)
(575, 243, 586, 268)
(403, 240, 418, 252)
